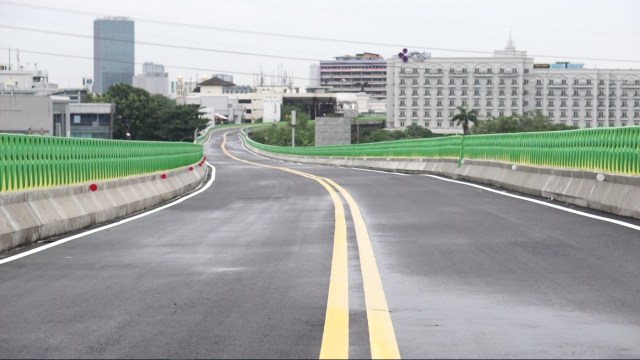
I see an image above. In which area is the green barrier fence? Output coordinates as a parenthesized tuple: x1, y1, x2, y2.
(0, 134, 204, 193)
(241, 126, 640, 176)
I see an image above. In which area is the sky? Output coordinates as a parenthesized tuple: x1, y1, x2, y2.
(1, 0, 639, 90)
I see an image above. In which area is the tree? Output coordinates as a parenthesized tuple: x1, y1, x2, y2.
(471, 111, 578, 134)
(451, 106, 478, 135)
(99, 84, 208, 141)
(251, 104, 315, 146)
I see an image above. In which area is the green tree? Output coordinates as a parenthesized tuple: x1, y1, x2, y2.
(451, 106, 479, 135)
(472, 111, 578, 134)
(100, 84, 208, 141)
(252, 104, 315, 146)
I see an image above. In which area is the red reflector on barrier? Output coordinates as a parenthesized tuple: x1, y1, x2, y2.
(160, 174, 167, 180)
(89, 184, 98, 192)
(189, 166, 194, 171)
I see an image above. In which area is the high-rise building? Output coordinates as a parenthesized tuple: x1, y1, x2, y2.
(386, 39, 640, 133)
(318, 52, 387, 100)
(93, 17, 134, 94)
(133, 61, 168, 96)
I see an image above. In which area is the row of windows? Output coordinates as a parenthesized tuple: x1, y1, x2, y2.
(400, 67, 523, 74)
(398, 88, 640, 98)
(399, 78, 521, 86)
(534, 79, 640, 86)
(399, 108, 640, 119)
(399, 98, 640, 109)
(397, 120, 640, 128)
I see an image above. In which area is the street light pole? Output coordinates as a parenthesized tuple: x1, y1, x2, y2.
(291, 110, 296, 148)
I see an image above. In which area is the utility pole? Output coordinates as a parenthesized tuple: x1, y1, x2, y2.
(291, 110, 296, 148)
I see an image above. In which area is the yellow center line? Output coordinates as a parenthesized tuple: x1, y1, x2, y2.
(221, 131, 400, 359)
(325, 179, 401, 359)
(220, 132, 349, 359)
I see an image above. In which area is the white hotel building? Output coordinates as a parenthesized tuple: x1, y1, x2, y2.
(386, 40, 640, 133)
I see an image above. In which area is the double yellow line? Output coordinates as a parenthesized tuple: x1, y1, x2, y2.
(220, 132, 400, 359)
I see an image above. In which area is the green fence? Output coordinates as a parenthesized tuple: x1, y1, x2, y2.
(0, 134, 203, 193)
(242, 126, 640, 176)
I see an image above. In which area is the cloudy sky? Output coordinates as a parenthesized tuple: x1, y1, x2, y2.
(1, 0, 639, 89)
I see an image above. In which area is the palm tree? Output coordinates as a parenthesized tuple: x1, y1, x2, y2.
(451, 106, 479, 135)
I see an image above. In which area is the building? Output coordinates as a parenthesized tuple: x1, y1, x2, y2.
(69, 103, 115, 139)
(386, 39, 640, 133)
(93, 17, 135, 94)
(0, 95, 70, 136)
(318, 52, 387, 100)
(133, 62, 169, 96)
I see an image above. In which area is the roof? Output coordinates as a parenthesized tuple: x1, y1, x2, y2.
(198, 77, 236, 87)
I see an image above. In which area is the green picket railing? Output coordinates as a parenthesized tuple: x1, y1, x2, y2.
(241, 126, 640, 176)
(0, 134, 204, 193)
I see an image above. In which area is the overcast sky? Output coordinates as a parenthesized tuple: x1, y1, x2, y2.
(1, 0, 639, 89)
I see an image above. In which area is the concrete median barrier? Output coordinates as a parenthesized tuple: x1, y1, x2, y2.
(0, 163, 209, 254)
(246, 145, 640, 220)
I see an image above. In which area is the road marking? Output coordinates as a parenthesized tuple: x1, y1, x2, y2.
(423, 174, 640, 232)
(220, 133, 349, 359)
(326, 179, 401, 359)
(224, 132, 401, 359)
(0, 163, 217, 265)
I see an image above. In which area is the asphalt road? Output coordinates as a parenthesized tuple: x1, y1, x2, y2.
(1, 129, 639, 358)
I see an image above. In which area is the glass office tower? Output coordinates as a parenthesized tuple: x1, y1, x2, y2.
(93, 17, 134, 94)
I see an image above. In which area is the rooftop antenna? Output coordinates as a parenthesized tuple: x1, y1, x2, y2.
(506, 27, 515, 51)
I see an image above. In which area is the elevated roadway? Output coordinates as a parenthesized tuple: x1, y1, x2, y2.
(1, 130, 639, 358)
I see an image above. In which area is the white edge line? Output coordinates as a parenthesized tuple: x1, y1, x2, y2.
(423, 174, 640, 232)
(0, 162, 217, 265)
(236, 134, 638, 231)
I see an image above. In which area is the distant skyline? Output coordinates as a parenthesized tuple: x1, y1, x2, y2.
(1, 0, 639, 90)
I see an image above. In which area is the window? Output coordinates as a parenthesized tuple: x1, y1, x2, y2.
(424, 111, 430, 117)
(412, 90, 418, 96)
(598, 111, 605, 118)
(412, 111, 418, 117)
(573, 121, 579, 127)
(549, 90, 555, 96)
(587, 79, 592, 85)
(586, 101, 592, 107)
(449, 90, 455, 96)
(499, 68, 505, 74)
(474, 100, 480, 107)
(499, 100, 505, 107)
(449, 121, 454, 127)
(561, 100, 567, 107)
(512, 100, 518, 107)
(622, 101, 628, 107)
(512, 89, 518, 96)
(561, 90, 567, 96)
(549, 79, 554, 85)
(437, 121, 442, 127)
(609, 101, 615, 107)
(425, 100, 430, 106)
(437, 100, 443, 107)
(437, 79, 443, 85)
(437, 111, 442, 117)
(400, 100, 405, 106)
(425, 79, 430, 85)
(573, 101, 579, 107)
(499, 79, 505, 85)
(474, 79, 480, 85)
(499, 90, 505, 96)
(400, 121, 405, 127)
(437, 90, 443, 96)
(549, 111, 554, 117)
(561, 79, 567, 85)
(425, 89, 430, 96)
(536, 90, 542, 96)
(412, 100, 418, 106)
(536, 100, 542, 107)
(512, 79, 518, 85)
(474, 90, 480, 96)
(586, 90, 592, 96)
(609, 111, 615, 117)
(525, 69, 529, 74)
(400, 90, 405, 96)
(487, 79, 493, 85)
(462, 100, 467, 106)
(561, 111, 566, 118)
(487, 68, 492, 73)
(449, 100, 455, 106)
(573, 90, 579, 96)
(413, 68, 418, 74)
(487, 100, 492, 106)
(487, 90, 493, 96)
(573, 111, 579, 117)
(474, 68, 480, 73)
(499, 111, 505, 117)
(536, 79, 542, 85)
(437, 68, 443, 74)
(449, 68, 455, 74)
(512, 68, 517, 73)
(586, 111, 591, 118)
(449, 79, 455, 85)
(462, 79, 468, 85)
(524, 79, 529, 85)
(462, 90, 467, 96)
(412, 79, 418, 85)
(425, 68, 430, 74)
(486, 111, 492, 117)
(400, 79, 405, 85)
(399, 111, 405, 117)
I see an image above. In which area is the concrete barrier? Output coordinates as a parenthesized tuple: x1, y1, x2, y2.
(0, 163, 209, 254)
(245, 143, 640, 220)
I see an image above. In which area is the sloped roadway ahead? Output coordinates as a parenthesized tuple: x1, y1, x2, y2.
(0, 129, 639, 358)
